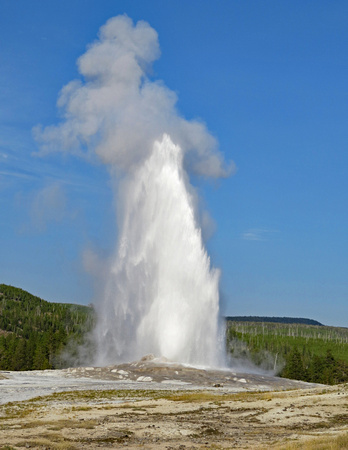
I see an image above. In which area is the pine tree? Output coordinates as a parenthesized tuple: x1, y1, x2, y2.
(282, 348, 306, 380)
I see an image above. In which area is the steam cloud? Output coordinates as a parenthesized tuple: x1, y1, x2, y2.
(34, 15, 231, 178)
(35, 15, 232, 367)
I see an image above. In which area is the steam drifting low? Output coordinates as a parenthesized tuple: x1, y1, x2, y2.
(36, 15, 232, 367)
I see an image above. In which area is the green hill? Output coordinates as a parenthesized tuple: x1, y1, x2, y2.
(0, 284, 94, 370)
(226, 320, 348, 385)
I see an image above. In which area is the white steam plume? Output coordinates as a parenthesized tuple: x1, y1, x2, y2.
(35, 15, 232, 367)
(34, 15, 231, 178)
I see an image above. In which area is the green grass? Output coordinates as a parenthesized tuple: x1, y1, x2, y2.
(276, 431, 348, 449)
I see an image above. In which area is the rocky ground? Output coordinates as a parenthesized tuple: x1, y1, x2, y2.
(0, 357, 347, 449)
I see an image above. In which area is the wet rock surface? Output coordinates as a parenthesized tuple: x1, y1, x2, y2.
(0, 355, 322, 405)
(63, 354, 321, 391)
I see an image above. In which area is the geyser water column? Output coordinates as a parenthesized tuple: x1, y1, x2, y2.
(34, 15, 232, 368)
(94, 134, 223, 367)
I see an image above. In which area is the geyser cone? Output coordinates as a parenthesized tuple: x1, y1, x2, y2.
(94, 135, 222, 367)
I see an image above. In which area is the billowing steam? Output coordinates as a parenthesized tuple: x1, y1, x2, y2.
(35, 15, 230, 178)
(35, 15, 232, 367)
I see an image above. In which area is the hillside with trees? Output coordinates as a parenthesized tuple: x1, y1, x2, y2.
(1, 283, 348, 386)
(0, 284, 95, 370)
(226, 320, 348, 385)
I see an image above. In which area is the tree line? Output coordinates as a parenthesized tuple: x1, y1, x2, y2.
(1, 284, 348, 385)
(281, 348, 348, 384)
(226, 316, 323, 326)
(226, 321, 348, 385)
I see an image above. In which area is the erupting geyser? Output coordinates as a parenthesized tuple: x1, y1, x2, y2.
(35, 15, 232, 367)
(95, 134, 222, 366)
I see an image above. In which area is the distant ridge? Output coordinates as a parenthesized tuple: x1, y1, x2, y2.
(225, 316, 323, 326)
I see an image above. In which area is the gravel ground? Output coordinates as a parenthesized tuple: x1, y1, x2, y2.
(1, 362, 345, 449)
(0, 379, 347, 449)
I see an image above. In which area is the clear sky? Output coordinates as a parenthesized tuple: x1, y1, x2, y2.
(1, 1, 347, 327)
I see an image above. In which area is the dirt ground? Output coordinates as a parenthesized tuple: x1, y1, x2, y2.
(1, 383, 347, 449)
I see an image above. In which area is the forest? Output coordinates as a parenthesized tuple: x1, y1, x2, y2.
(226, 320, 348, 385)
(0, 284, 95, 370)
(1, 283, 348, 385)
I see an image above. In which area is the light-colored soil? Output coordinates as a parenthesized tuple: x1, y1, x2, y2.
(0, 382, 347, 449)
(1, 359, 347, 448)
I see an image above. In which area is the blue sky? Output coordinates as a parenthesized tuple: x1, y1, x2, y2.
(1, 1, 347, 327)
